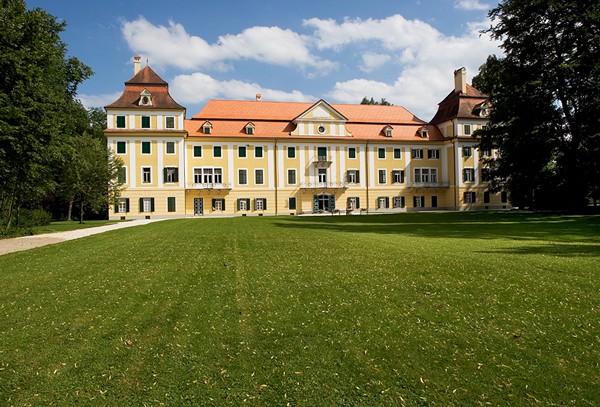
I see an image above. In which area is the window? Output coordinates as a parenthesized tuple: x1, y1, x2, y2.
(378, 169, 386, 184)
(254, 146, 263, 158)
(254, 198, 267, 211)
(246, 124, 254, 135)
(347, 170, 359, 184)
(163, 167, 179, 183)
(288, 197, 297, 210)
(484, 191, 490, 204)
(377, 196, 389, 209)
(255, 169, 264, 185)
(287, 146, 296, 158)
(117, 167, 127, 183)
(166, 116, 175, 129)
(141, 116, 150, 129)
(428, 149, 439, 159)
(392, 170, 405, 184)
(116, 141, 126, 154)
(463, 146, 472, 157)
(142, 167, 151, 184)
(414, 168, 438, 183)
(140, 197, 154, 213)
(239, 169, 248, 185)
(378, 148, 386, 159)
(463, 168, 475, 182)
(193, 168, 202, 184)
(116, 115, 126, 128)
(287, 169, 296, 185)
(166, 141, 175, 154)
(141, 141, 151, 154)
(193, 145, 202, 157)
(464, 191, 476, 203)
(393, 148, 402, 159)
(480, 148, 492, 158)
(116, 197, 129, 213)
(393, 196, 405, 208)
(317, 125, 326, 134)
(167, 197, 176, 212)
(431, 196, 438, 208)
(212, 198, 225, 211)
(413, 196, 425, 208)
(464, 124, 472, 135)
(213, 145, 222, 158)
(481, 168, 491, 182)
(238, 198, 250, 211)
(318, 168, 327, 183)
(193, 168, 221, 184)
(203, 168, 213, 184)
(203, 123, 212, 134)
(348, 147, 356, 159)
(317, 147, 327, 160)
(385, 128, 393, 138)
(238, 146, 247, 158)
(501, 191, 508, 203)
(347, 197, 360, 210)
(412, 148, 423, 159)
(214, 168, 223, 184)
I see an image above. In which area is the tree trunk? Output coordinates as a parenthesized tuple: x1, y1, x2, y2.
(79, 200, 84, 224)
(67, 198, 74, 221)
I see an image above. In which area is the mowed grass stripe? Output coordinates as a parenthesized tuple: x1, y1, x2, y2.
(0, 212, 598, 405)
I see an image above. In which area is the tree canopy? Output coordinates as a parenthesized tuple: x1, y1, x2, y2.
(0, 1, 121, 233)
(360, 97, 393, 106)
(473, 0, 600, 210)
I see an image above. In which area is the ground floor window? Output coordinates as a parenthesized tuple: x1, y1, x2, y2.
(413, 195, 425, 208)
(288, 197, 297, 210)
(393, 196, 405, 208)
(431, 195, 438, 208)
(116, 197, 129, 213)
(377, 196, 390, 209)
(347, 196, 360, 210)
(167, 197, 176, 212)
(212, 198, 225, 211)
(484, 191, 490, 204)
(238, 198, 250, 211)
(464, 191, 476, 203)
(140, 197, 154, 213)
(255, 198, 267, 211)
(501, 191, 508, 203)
(314, 194, 335, 212)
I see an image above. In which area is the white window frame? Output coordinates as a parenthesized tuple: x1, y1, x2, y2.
(193, 145, 202, 158)
(318, 168, 327, 183)
(142, 167, 151, 184)
(347, 169, 359, 184)
(414, 168, 438, 184)
(463, 146, 473, 157)
(142, 197, 152, 212)
(428, 149, 440, 159)
(165, 141, 176, 155)
(378, 169, 386, 184)
(393, 148, 402, 159)
(393, 196, 405, 209)
(348, 147, 357, 159)
(239, 169, 248, 185)
(392, 170, 404, 184)
(117, 198, 128, 213)
(463, 168, 475, 182)
(255, 169, 264, 185)
(412, 148, 423, 159)
(378, 148, 386, 159)
(165, 116, 175, 129)
(116, 141, 127, 155)
(287, 169, 297, 185)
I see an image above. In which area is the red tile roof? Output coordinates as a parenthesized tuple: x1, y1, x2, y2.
(105, 66, 184, 110)
(430, 83, 488, 125)
(186, 99, 442, 141)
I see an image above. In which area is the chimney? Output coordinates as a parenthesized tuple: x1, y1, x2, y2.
(134, 56, 142, 75)
(256, 93, 262, 101)
(454, 67, 467, 94)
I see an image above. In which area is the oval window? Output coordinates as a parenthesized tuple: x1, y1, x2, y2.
(317, 125, 326, 134)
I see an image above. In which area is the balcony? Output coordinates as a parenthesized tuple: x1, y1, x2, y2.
(312, 155, 333, 166)
(300, 181, 348, 190)
(406, 181, 449, 188)
(187, 182, 233, 190)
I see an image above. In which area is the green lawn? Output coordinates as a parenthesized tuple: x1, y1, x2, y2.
(0, 212, 598, 406)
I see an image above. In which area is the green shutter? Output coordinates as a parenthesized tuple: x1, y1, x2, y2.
(174, 168, 179, 183)
(150, 198, 155, 212)
(167, 197, 176, 212)
(356, 197, 360, 209)
(263, 199, 267, 210)
(237, 199, 241, 211)
(139, 198, 144, 212)
(385, 197, 390, 208)
(328, 195, 335, 210)
(313, 195, 319, 212)
(113, 199, 119, 213)
(212, 199, 217, 209)
(126, 198, 130, 213)
(356, 170, 360, 183)
(163, 168, 167, 183)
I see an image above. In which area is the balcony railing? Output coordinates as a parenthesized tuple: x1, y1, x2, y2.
(187, 182, 233, 190)
(406, 181, 449, 188)
(300, 181, 348, 189)
(312, 155, 333, 165)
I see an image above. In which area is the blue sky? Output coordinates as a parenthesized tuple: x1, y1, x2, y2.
(28, 0, 501, 120)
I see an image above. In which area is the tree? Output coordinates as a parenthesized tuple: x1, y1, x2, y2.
(0, 0, 92, 230)
(360, 97, 392, 106)
(473, 0, 600, 211)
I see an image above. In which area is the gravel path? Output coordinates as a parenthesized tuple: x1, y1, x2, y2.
(0, 219, 166, 256)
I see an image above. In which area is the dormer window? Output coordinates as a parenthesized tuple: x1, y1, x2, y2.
(245, 122, 255, 135)
(202, 122, 212, 135)
(419, 126, 429, 138)
(384, 125, 393, 138)
(138, 89, 152, 107)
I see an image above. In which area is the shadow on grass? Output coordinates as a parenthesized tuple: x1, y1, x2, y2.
(274, 211, 600, 257)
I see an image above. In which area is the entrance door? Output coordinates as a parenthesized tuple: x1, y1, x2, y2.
(194, 198, 204, 215)
(313, 194, 336, 212)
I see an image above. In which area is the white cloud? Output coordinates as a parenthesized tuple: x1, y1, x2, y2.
(78, 92, 122, 109)
(454, 0, 490, 11)
(170, 72, 314, 104)
(360, 53, 392, 72)
(305, 15, 501, 119)
(121, 17, 336, 73)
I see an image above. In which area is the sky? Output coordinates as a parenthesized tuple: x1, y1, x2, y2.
(28, 0, 502, 121)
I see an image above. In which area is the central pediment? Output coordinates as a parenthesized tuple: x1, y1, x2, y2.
(291, 99, 351, 137)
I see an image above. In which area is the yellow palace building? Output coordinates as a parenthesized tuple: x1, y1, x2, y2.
(105, 57, 508, 219)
